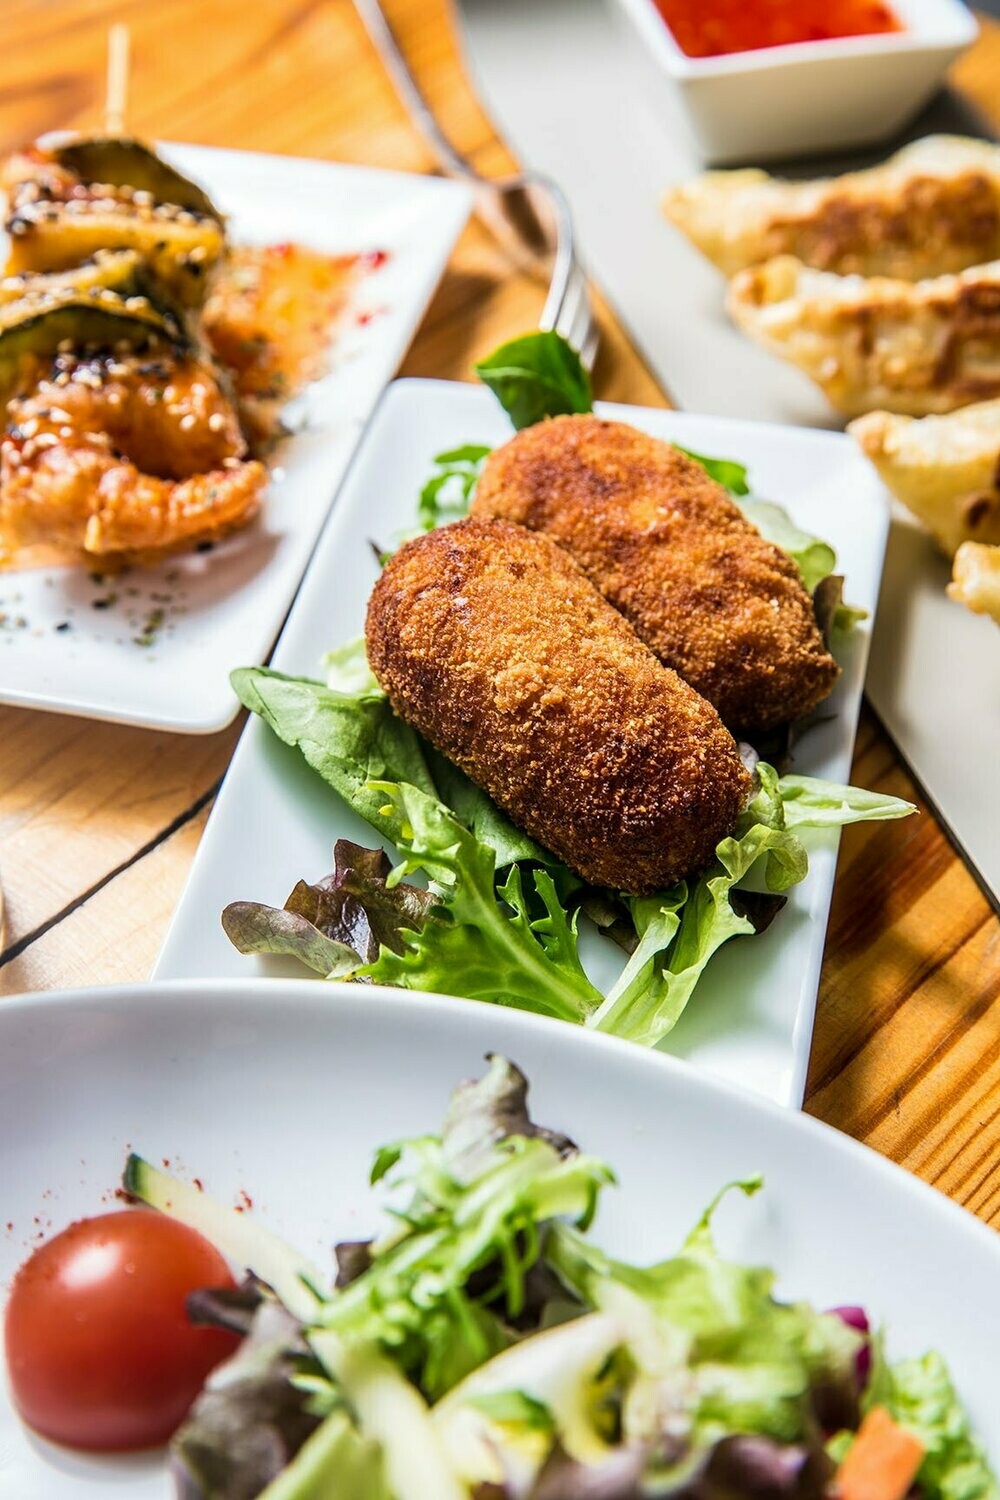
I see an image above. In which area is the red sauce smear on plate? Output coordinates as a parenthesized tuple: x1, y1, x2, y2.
(653, 0, 903, 58)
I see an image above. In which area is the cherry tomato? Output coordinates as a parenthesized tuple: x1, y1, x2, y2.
(4, 1209, 240, 1451)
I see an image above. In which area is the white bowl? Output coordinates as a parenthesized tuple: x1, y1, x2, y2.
(0, 980, 998, 1493)
(615, 0, 978, 164)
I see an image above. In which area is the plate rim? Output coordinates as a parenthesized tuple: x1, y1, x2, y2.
(2, 974, 997, 1264)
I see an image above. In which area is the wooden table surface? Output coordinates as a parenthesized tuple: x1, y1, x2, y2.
(0, 0, 997, 1228)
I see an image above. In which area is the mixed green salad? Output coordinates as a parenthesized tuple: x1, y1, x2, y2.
(222, 332, 914, 1045)
(120, 1055, 995, 1499)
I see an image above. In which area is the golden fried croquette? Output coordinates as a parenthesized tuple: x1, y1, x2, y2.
(472, 415, 838, 732)
(365, 517, 751, 894)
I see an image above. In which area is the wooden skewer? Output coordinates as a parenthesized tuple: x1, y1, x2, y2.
(104, 23, 130, 136)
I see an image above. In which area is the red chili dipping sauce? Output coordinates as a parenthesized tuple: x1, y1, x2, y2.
(652, 0, 903, 59)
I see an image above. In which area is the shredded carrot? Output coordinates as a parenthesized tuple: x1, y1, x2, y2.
(838, 1406, 925, 1500)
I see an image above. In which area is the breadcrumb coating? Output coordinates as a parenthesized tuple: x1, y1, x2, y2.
(472, 415, 839, 732)
(365, 517, 751, 894)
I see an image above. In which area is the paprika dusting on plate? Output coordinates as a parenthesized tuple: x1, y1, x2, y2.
(653, 0, 903, 58)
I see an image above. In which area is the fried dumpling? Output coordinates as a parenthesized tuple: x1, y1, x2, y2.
(728, 256, 1000, 419)
(664, 136, 1000, 280)
(849, 402, 1000, 556)
(948, 541, 1000, 623)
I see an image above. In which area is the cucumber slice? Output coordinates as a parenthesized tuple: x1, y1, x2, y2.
(53, 136, 222, 221)
(123, 1154, 326, 1321)
(309, 1334, 468, 1500)
(0, 249, 143, 308)
(4, 207, 225, 310)
(258, 1411, 389, 1500)
(0, 289, 185, 403)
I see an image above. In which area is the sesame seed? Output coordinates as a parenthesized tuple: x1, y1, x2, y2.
(208, 412, 225, 432)
(179, 413, 196, 431)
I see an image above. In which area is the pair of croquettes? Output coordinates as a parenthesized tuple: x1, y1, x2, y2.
(366, 416, 838, 894)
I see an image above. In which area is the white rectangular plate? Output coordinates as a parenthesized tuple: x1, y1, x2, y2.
(0, 146, 471, 731)
(155, 378, 890, 1106)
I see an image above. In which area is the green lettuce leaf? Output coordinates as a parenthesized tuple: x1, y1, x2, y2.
(258, 1410, 389, 1500)
(322, 638, 383, 698)
(231, 666, 436, 848)
(587, 764, 912, 1049)
(417, 445, 491, 531)
(813, 573, 869, 641)
(238, 658, 557, 872)
(673, 444, 750, 497)
(737, 499, 836, 594)
(231, 667, 914, 1049)
(361, 781, 601, 1024)
(475, 331, 593, 430)
(424, 744, 561, 871)
(548, 1182, 860, 1447)
(311, 1057, 612, 1401)
(864, 1342, 998, 1500)
(779, 774, 917, 829)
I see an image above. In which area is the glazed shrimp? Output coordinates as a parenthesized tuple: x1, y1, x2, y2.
(1, 351, 265, 555)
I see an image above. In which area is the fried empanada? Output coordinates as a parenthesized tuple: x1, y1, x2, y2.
(664, 136, 1000, 280)
(948, 541, 1000, 623)
(849, 403, 1000, 555)
(728, 256, 1000, 419)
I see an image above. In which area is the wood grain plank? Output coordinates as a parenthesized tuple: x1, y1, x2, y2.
(808, 704, 1000, 1226)
(0, 803, 213, 995)
(0, 711, 233, 966)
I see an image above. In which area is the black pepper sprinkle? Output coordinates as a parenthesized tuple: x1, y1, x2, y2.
(55, 621, 71, 633)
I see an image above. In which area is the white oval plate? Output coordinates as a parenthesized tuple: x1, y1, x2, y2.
(0, 979, 996, 1494)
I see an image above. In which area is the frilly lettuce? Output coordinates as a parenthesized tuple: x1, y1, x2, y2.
(547, 1179, 861, 1448)
(861, 1341, 999, 1500)
(130, 1055, 994, 1500)
(228, 661, 914, 1044)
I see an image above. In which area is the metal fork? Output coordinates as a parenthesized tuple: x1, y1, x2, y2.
(352, 0, 600, 369)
